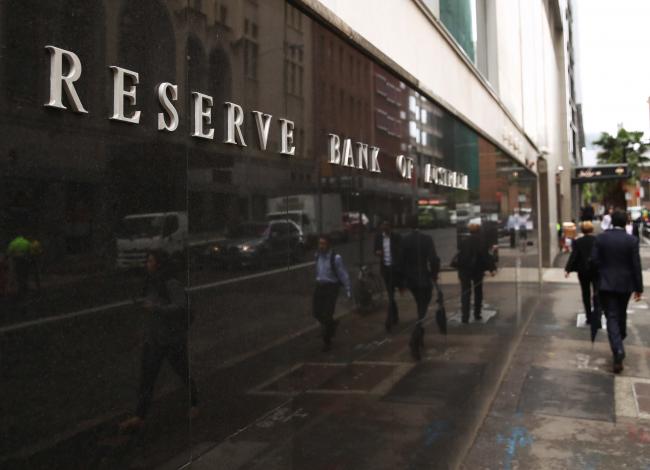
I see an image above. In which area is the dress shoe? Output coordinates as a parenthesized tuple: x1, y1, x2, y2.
(613, 351, 625, 373)
(461, 318, 469, 324)
(474, 314, 483, 321)
(322, 341, 332, 352)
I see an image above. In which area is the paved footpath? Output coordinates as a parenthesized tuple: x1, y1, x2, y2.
(464, 280, 650, 469)
(463, 243, 650, 470)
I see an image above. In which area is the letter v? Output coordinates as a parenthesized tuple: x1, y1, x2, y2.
(252, 110, 272, 151)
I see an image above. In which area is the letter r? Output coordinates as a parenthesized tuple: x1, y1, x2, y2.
(44, 45, 87, 113)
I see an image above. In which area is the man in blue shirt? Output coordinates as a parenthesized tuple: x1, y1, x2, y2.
(314, 236, 351, 351)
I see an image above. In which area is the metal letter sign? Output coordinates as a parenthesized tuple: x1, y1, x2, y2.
(45, 45, 87, 113)
(44, 45, 470, 191)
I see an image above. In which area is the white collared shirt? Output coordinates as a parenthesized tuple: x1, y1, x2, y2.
(382, 234, 392, 266)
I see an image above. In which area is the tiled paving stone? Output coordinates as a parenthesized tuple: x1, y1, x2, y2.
(634, 382, 650, 415)
(517, 366, 615, 422)
(384, 361, 486, 407)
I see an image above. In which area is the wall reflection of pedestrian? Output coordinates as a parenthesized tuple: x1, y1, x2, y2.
(457, 220, 496, 323)
(591, 211, 643, 374)
(399, 215, 440, 360)
(506, 211, 520, 248)
(564, 222, 599, 324)
(313, 236, 352, 352)
(120, 250, 198, 432)
(374, 221, 402, 332)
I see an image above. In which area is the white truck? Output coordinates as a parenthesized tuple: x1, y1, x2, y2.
(266, 194, 344, 246)
(115, 211, 219, 269)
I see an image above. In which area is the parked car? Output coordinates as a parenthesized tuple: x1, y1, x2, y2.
(203, 219, 304, 269)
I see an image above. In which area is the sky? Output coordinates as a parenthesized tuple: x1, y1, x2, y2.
(576, 0, 650, 160)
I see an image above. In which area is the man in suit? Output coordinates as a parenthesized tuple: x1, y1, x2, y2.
(591, 210, 643, 373)
(565, 221, 598, 324)
(400, 215, 440, 360)
(457, 220, 496, 323)
(374, 220, 402, 331)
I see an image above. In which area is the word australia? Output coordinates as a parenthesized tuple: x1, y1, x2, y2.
(44, 45, 295, 155)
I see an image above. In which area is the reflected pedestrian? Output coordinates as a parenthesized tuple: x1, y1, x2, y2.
(506, 211, 520, 248)
(591, 211, 643, 374)
(120, 250, 198, 432)
(313, 236, 351, 352)
(457, 220, 496, 323)
(564, 221, 599, 324)
(400, 215, 440, 360)
(374, 220, 401, 332)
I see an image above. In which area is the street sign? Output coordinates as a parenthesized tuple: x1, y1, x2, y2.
(572, 164, 628, 183)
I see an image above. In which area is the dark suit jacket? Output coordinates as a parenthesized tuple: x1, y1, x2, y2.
(457, 233, 496, 277)
(591, 228, 643, 293)
(374, 232, 401, 270)
(565, 234, 596, 276)
(399, 230, 440, 288)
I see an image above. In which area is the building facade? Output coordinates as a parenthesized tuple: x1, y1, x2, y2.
(0, 1, 576, 468)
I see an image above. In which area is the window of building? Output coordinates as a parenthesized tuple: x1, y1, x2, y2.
(423, 0, 497, 86)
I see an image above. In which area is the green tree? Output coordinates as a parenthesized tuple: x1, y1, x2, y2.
(593, 128, 649, 209)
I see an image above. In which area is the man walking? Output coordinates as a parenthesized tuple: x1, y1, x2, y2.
(591, 210, 643, 373)
(457, 220, 496, 323)
(400, 215, 440, 360)
(565, 221, 599, 324)
(374, 220, 401, 331)
(314, 236, 351, 352)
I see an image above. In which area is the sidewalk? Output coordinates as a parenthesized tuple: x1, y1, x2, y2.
(464, 281, 650, 469)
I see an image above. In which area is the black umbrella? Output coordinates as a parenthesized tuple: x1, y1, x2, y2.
(590, 308, 602, 343)
(434, 282, 447, 335)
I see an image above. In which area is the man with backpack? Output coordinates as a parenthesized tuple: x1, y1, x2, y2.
(314, 236, 351, 352)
